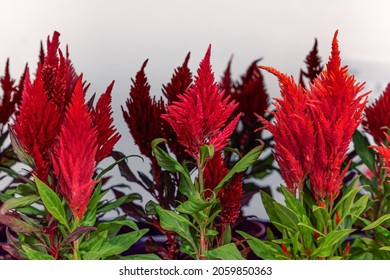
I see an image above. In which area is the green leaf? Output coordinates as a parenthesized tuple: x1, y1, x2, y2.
(34, 176, 69, 230)
(379, 246, 390, 251)
(350, 194, 369, 222)
(0, 214, 40, 234)
(97, 193, 142, 213)
(22, 245, 55, 260)
(273, 201, 299, 231)
(176, 193, 214, 215)
(260, 190, 283, 232)
(120, 253, 161, 260)
(64, 226, 97, 244)
(312, 229, 355, 258)
(152, 138, 193, 189)
(221, 224, 232, 245)
(204, 243, 244, 260)
(280, 186, 305, 217)
(237, 231, 280, 260)
(297, 222, 325, 238)
(199, 144, 214, 166)
(0, 194, 40, 214)
(95, 154, 142, 180)
(214, 144, 263, 194)
(155, 205, 195, 247)
(353, 130, 376, 173)
(97, 219, 139, 236)
(362, 214, 390, 230)
(97, 229, 148, 258)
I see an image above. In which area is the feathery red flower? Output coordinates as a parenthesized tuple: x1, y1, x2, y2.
(52, 78, 98, 218)
(299, 38, 323, 88)
(372, 132, 390, 179)
(260, 31, 368, 202)
(363, 83, 390, 143)
(258, 67, 315, 195)
(122, 60, 165, 158)
(308, 31, 368, 201)
(91, 81, 121, 162)
(0, 60, 19, 126)
(162, 46, 240, 159)
(204, 152, 243, 224)
(12, 66, 61, 182)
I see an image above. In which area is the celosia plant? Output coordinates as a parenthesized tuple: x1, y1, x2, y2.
(242, 31, 373, 260)
(0, 32, 150, 260)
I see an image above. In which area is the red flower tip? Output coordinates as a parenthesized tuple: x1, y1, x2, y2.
(299, 38, 323, 87)
(0, 59, 18, 125)
(91, 80, 121, 162)
(281, 243, 291, 258)
(343, 241, 351, 255)
(363, 83, 390, 143)
(52, 77, 98, 218)
(335, 210, 341, 225)
(122, 60, 165, 158)
(12, 65, 61, 182)
(204, 153, 243, 224)
(163, 46, 240, 159)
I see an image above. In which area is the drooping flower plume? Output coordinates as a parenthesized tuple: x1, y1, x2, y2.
(363, 83, 390, 143)
(52, 78, 98, 218)
(260, 31, 368, 202)
(162, 46, 240, 160)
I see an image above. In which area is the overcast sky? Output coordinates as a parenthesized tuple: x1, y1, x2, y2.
(1, 0, 390, 217)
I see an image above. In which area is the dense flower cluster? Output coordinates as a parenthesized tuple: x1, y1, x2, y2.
(260, 31, 368, 202)
(11, 32, 120, 218)
(162, 46, 240, 160)
(363, 83, 390, 143)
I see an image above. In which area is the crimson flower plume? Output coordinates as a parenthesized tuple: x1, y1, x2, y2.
(91, 81, 121, 162)
(162, 46, 240, 159)
(52, 77, 98, 218)
(122, 60, 165, 158)
(204, 152, 243, 224)
(299, 38, 323, 87)
(363, 83, 390, 143)
(0, 60, 19, 126)
(12, 66, 61, 182)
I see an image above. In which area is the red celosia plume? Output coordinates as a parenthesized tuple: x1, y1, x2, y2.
(52, 77, 98, 218)
(204, 152, 243, 224)
(162, 46, 240, 160)
(12, 66, 61, 182)
(260, 31, 368, 202)
(0, 60, 20, 126)
(299, 38, 323, 88)
(91, 81, 121, 162)
(363, 83, 390, 143)
(122, 60, 165, 158)
(372, 133, 390, 179)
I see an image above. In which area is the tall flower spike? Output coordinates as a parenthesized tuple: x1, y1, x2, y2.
(122, 60, 165, 158)
(0, 59, 17, 125)
(363, 83, 390, 143)
(308, 31, 368, 201)
(235, 59, 269, 128)
(91, 81, 121, 163)
(299, 38, 323, 88)
(258, 67, 315, 195)
(162, 46, 241, 159)
(12, 66, 61, 182)
(52, 77, 98, 218)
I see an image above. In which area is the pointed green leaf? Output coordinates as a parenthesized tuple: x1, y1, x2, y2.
(280, 186, 305, 217)
(214, 144, 263, 194)
(176, 193, 214, 215)
(237, 231, 280, 260)
(199, 144, 214, 166)
(311, 229, 355, 258)
(204, 243, 244, 260)
(362, 214, 390, 231)
(22, 245, 55, 260)
(0, 194, 40, 214)
(34, 176, 69, 230)
(120, 253, 161, 260)
(353, 130, 376, 173)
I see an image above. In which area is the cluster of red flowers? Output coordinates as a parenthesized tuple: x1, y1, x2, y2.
(11, 32, 120, 218)
(260, 31, 369, 203)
